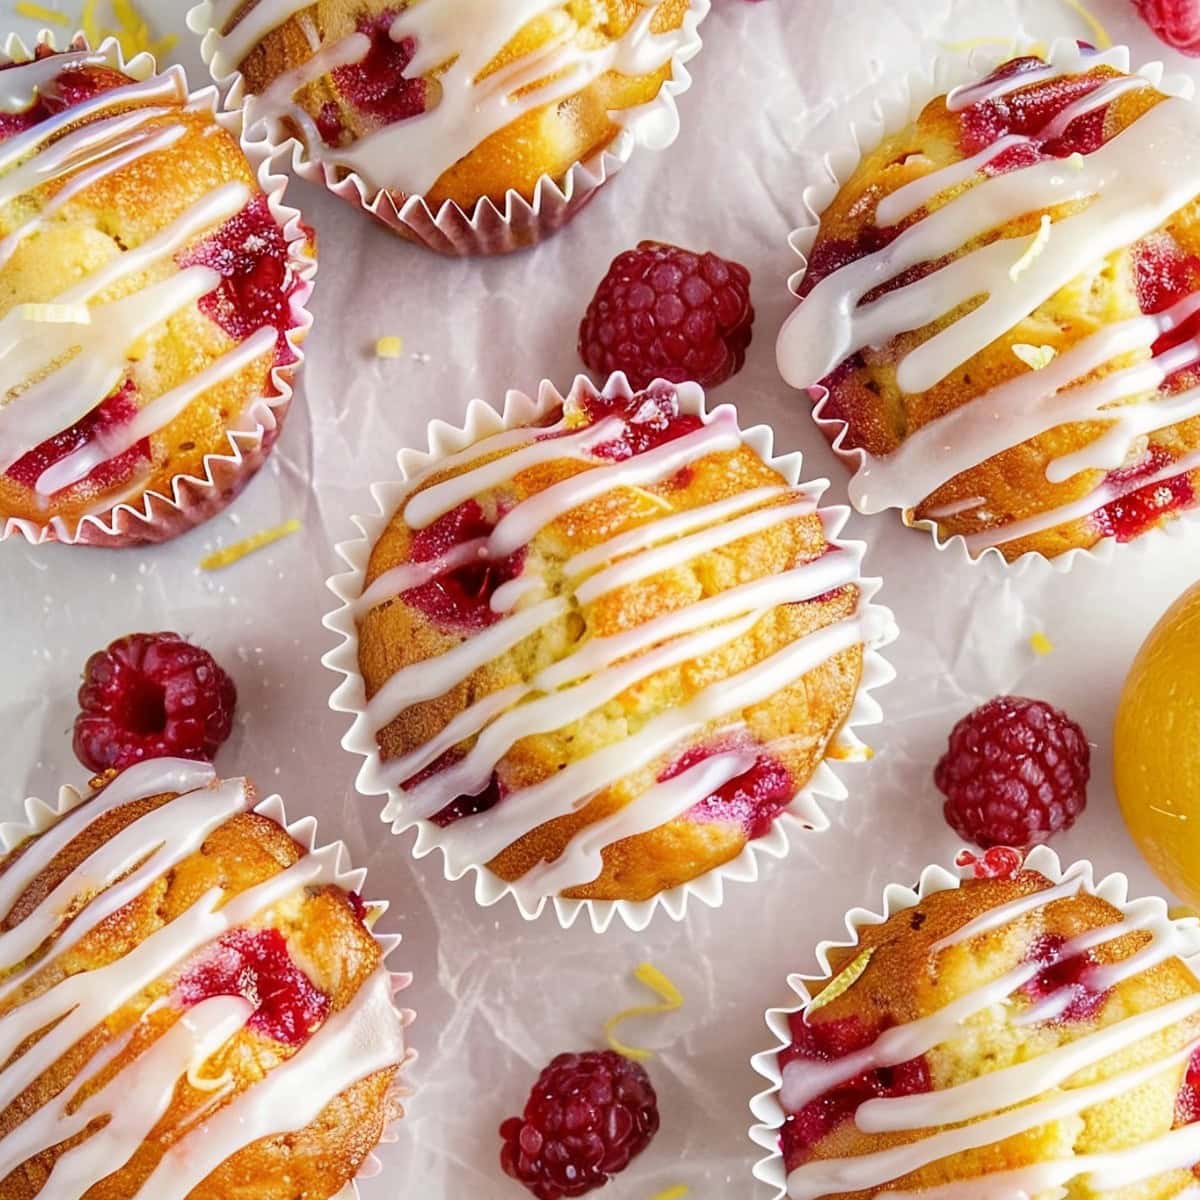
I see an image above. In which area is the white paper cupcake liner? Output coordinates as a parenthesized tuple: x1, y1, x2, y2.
(186, 0, 709, 256)
(0, 767, 416, 1196)
(0, 31, 317, 549)
(322, 371, 898, 934)
(747, 845, 1200, 1199)
(778, 36, 1200, 572)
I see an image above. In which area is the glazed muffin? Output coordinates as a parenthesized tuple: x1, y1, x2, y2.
(192, 0, 704, 225)
(777, 44, 1200, 560)
(338, 375, 891, 911)
(763, 855, 1200, 1198)
(0, 41, 313, 545)
(0, 757, 408, 1199)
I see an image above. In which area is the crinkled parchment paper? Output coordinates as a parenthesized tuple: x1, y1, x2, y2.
(3, 0, 1200, 1195)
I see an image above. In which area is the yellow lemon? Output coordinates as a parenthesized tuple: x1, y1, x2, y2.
(1114, 581, 1200, 906)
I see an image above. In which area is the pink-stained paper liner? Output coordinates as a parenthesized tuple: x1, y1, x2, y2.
(0, 767, 416, 1197)
(185, 1, 709, 256)
(0, 31, 317, 549)
(322, 371, 898, 933)
(776, 36, 1200, 574)
(747, 845, 1200, 1198)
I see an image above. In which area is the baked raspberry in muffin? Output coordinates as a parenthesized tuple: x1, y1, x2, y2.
(332, 375, 892, 913)
(0, 41, 313, 545)
(777, 43, 1200, 560)
(190, 0, 706, 244)
(0, 758, 408, 1198)
(755, 853, 1200, 1198)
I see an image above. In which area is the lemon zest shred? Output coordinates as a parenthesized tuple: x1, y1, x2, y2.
(14, 2, 70, 25)
(200, 518, 301, 571)
(16, 301, 91, 324)
(1030, 631, 1055, 656)
(1009, 215, 1051, 282)
(375, 335, 404, 358)
(806, 947, 875, 1018)
(650, 1188, 689, 1200)
(1012, 343, 1057, 371)
(604, 963, 684, 1062)
(627, 485, 674, 514)
(1058, 0, 1112, 49)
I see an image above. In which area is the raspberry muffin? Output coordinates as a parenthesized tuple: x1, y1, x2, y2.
(752, 850, 1200, 1198)
(189, 0, 707, 252)
(0, 40, 314, 546)
(777, 42, 1200, 561)
(327, 375, 893, 922)
(0, 757, 409, 1199)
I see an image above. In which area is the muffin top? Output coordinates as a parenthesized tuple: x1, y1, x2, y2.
(349, 377, 886, 906)
(0, 758, 407, 1199)
(773, 860, 1200, 1198)
(777, 44, 1200, 560)
(200, 0, 698, 208)
(0, 44, 311, 532)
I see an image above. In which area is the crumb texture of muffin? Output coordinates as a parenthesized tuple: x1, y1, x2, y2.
(0, 757, 408, 1199)
(0, 43, 312, 535)
(772, 862, 1200, 1198)
(200, 0, 697, 209)
(777, 42, 1200, 560)
(352, 376, 885, 907)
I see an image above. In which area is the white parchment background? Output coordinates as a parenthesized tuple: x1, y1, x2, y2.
(4, 0, 1200, 1196)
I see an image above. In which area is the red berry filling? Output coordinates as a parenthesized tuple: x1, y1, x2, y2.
(404, 499, 526, 633)
(1175, 1046, 1200, 1128)
(956, 846, 1024, 880)
(778, 1014, 931, 1173)
(346, 890, 368, 922)
(577, 382, 702, 462)
(0, 57, 129, 142)
(1019, 933, 1107, 1022)
(400, 746, 508, 828)
(957, 59, 1111, 157)
(1094, 445, 1196, 542)
(72, 631, 237, 773)
(175, 927, 330, 1046)
(660, 740, 794, 840)
(327, 12, 426, 139)
(499, 1050, 659, 1200)
(176, 194, 301, 366)
(5, 379, 148, 494)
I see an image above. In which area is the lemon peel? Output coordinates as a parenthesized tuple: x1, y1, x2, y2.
(805, 946, 874, 1019)
(375, 335, 404, 358)
(1013, 343, 1057, 370)
(604, 963, 683, 1062)
(200, 518, 301, 571)
(650, 1188, 689, 1200)
(14, 2, 69, 24)
(1009, 215, 1052, 282)
(1030, 631, 1055, 656)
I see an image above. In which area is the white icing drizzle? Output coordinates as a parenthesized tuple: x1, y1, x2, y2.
(779, 871, 1200, 1200)
(209, 0, 693, 196)
(0, 758, 405, 1191)
(0, 52, 283, 500)
(777, 51, 1200, 548)
(129, 967, 405, 1200)
(363, 389, 878, 896)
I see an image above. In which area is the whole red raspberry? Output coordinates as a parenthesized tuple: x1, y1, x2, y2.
(935, 696, 1090, 849)
(73, 632, 237, 773)
(499, 1050, 659, 1200)
(1134, 0, 1200, 55)
(578, 241, 753, 391)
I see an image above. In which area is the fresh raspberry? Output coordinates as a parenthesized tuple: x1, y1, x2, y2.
(73, 632, 237, 773)
(499, 1050, 659, 1200)
(578, 241, 754, 391)
(935, 695, 1090, 849)
(1135, 0, 1200, 55)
